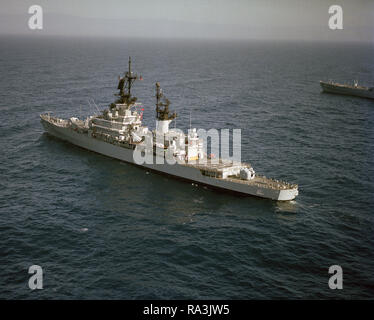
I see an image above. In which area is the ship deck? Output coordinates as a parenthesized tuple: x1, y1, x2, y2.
(183, 160, 243, 171)
(320, 81, 370, 91)
(226, 175, 297, 190)
(183, 160, 297, 190)
(41, 114, 298, 192)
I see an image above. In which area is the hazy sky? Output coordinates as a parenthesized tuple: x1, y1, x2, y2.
(0, 0, 373, 42)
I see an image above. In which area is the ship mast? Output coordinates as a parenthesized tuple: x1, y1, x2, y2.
(155, 82, 176, 121)
(126, 56, 137, 98)
(115, 56, 139, 107)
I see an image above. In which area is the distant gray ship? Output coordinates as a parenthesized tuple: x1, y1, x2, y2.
(320, 80, 374, 99)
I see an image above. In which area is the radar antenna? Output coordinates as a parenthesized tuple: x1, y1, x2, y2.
(115, 57, 141, 106)
(155, 82, 176, 121)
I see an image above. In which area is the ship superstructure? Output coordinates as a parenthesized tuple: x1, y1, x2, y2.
(40, 58, 298, 201)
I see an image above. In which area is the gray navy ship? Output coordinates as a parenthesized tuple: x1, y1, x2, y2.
(40, 58, 298, 201)
(320, 80, 374, 99)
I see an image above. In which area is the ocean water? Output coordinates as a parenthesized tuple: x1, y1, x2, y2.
(0, 36, 373, 299)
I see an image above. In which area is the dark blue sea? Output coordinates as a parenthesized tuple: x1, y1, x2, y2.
(0, 36, 373, 299)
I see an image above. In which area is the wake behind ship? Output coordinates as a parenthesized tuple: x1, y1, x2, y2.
(40, 58, 298, 201)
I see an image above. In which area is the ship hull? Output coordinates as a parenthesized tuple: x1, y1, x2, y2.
(320, 81, 374, 99)
(41, 118, 298, 201)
